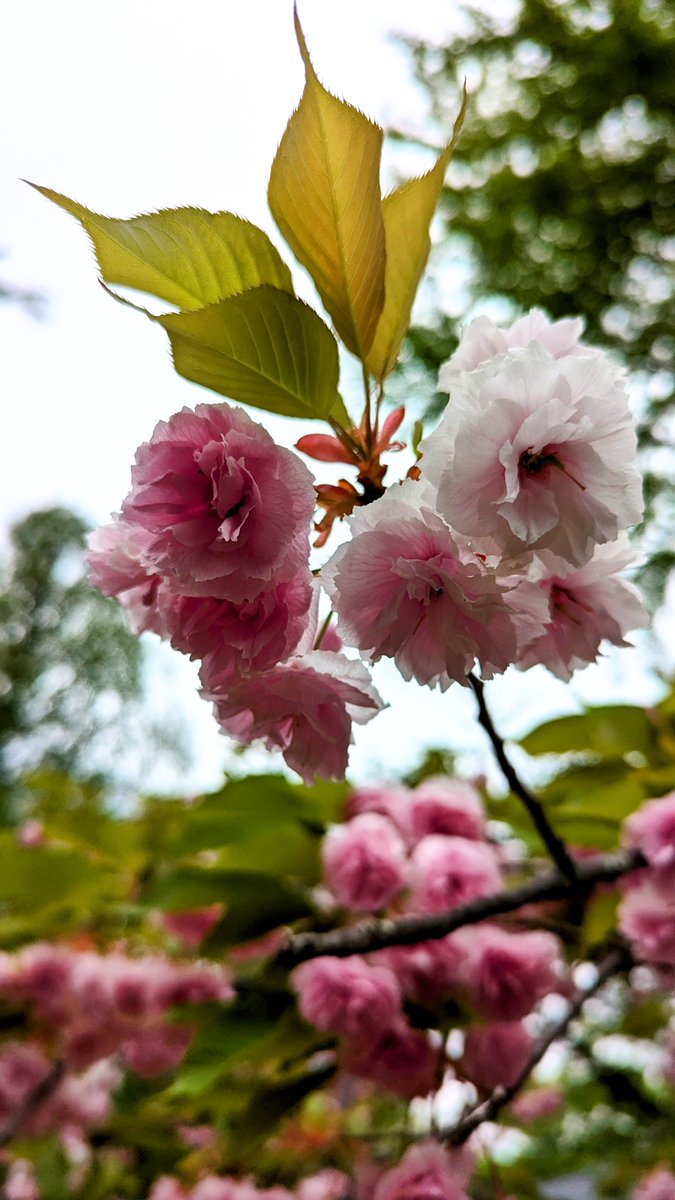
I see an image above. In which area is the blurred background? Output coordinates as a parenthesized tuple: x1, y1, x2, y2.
(1, 0, 673, 813)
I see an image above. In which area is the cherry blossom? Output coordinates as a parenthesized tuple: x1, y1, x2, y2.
(121, 402, 315, 600)
(322, 481, 548, 689)
(624, 792, 675, 882)
(515, 538, 648, 679)
(421, 344, 643, 569)
(321, 813, 407, 912)
(373, 1140, 473, 1200)
(202, 651, 384, 784)
(438, 308, 598, 389)
(461, 1021, 532, 1090)
(292, 955, 402, 1039)
(408, 835, 502, 914)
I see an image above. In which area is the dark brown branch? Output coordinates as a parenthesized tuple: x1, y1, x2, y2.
(0, 1058, 65, 1147)
(446, 944, 630, 1145)
(278, 848, 644, 968)
(467, 672, 580, 883)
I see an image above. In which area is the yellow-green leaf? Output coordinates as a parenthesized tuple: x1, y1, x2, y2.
(366, 86, 468, 381)
(159, 285, 349, 424)
(30, 184, 293, 310)
(268, 10, 386, 360)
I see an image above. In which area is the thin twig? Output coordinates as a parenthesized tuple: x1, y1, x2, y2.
(467, 672, 580, 884)
(277, 848, 643, 967)
(0, 1058, 65, 1147)
(446, 943, 630, 1144)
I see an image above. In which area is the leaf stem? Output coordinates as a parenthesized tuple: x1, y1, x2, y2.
(467, 672, 580, 884)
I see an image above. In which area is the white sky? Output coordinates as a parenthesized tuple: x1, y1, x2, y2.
(0, 0, 664, 793)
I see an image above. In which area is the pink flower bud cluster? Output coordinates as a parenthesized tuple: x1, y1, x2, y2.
(620, 792, 675, 967)
(632, 1166, 675, 1200)
(323, 311, 646, 688)
(293, 778, 566, 1097)
(0, 942, 233, 1079)
(88, 401, 383, 784)
(149, 1145, 474, 1200)
(0, 1043, 120, 1138)
(149, 1168, 349, 1200)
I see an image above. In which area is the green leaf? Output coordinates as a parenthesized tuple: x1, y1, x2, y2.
(366, 86, 468, 381)
(30, 185, 293, 310)
(159, 285, 349, 423)
(268, 10, 386, 359)
(520, 706, 657, 761)
(0, 837, 104, 912)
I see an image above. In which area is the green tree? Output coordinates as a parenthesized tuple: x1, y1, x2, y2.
(0, 507, 183, 820)
(395, 0, 675, 596)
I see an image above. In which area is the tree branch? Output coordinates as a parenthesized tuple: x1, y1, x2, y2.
(278, 848, 643, 967)
(467, 672, 580, 883)
(0, 1058, 65, 1147)
(446, 944, 630, 1145)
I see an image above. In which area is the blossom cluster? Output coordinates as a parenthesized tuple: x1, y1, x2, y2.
(148, 1143, 473, 1200)
(620, 791, 675, 972)
(0, 941, 233, 1132)
(293, 778, 566, 1098)
(324, 311, 646, 689)
(87, 310, 647, 783)
(88, 403, 383, 784)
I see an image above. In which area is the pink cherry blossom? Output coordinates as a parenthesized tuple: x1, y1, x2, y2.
(510, 1085, 564, 1124)
(624, 792, 675, 882)
(633, 1167, 675, 1200)
(202, 651, 384, 784)
(122, 1023, 193, 1078)
(371, 935, 465, 1005)
(322, 481, 548, 690)
(619, 881, 675, 965)
(149, 1180, 190, 1200)
(408, 836, 502, 914)
(322, 813, 407, 912)
(121, 402, 315, 601)
(17, 820, 45, 849)
(87, 519, 168, 636)
(421, 344, 643, 569)
(456, 924, 563, 1020)
(342, 1020, 438, 1099)
(164, 571, 314, 678)
(438, 308, 596, 389)
(292, 955, 401, 1039)
(345, 784, 411, 835)
(373, 1140, 472, 1200)
(4, 1160, 40, 1200)
(461, 1021, 532, 1090)
(160, 905, 223, 948)
(515, 538, 648, 680)
(296, 1169, 350, 1200)
(404, 777, 485, 845)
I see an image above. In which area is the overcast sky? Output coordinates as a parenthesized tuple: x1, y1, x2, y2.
(1, 0, 662, 792)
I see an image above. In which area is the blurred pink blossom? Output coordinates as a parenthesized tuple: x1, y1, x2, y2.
(373, 1139, 472, 1200)
(292, 955, 401, 1039)
(408, 836, 502, 914)
(456, 924, 563, 1020)
(625, 792, 675, 883)
(461, 1021, 532, 1091)
(322, 813, 407, 912)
